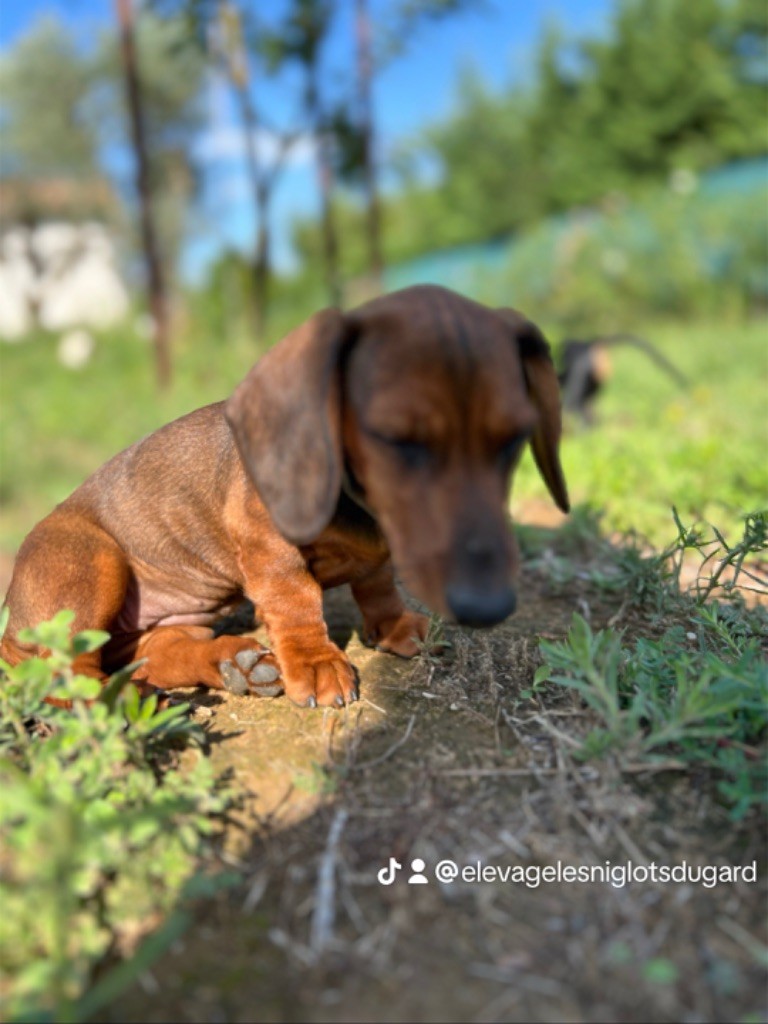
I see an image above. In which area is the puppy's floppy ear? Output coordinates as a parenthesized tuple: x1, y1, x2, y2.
(496, 308, 570, 513)
(225, 308, 351, 544)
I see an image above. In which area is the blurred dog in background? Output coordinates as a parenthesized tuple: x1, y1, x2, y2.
(557, 333, 689, 426)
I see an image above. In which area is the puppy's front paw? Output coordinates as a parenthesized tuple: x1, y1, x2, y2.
(219, 643, 283, 698)
(280, 643, 359, 708)
(364, 610, 430, 658)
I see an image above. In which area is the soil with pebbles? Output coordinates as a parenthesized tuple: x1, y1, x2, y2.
(111, 528, 767, 1024)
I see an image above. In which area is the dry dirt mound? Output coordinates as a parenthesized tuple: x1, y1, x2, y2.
(114, 563, 766, 1024)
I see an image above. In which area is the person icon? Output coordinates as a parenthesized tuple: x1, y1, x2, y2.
(408, 858, 429, 884)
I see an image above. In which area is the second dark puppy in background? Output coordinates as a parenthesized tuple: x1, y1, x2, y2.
(558, 333, 688, 426)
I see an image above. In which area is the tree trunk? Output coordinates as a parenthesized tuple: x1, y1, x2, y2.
(219, 2, 279, 342)
(115, 0, 172, 390)
(355, 0, 384, 292)
(307, 66, 342, 307)
(244, 124, 270, 338)
(234, 77, 272, 341)
(253, 182, 271, 340)
(317, 130, 342, 308)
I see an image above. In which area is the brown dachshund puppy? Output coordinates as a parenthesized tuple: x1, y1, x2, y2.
(1, 285, 569, 708)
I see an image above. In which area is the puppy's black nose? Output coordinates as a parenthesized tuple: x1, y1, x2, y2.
(446, 584, 517, 628)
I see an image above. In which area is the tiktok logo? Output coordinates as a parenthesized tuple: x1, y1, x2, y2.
(377, 856, 403, 885)
(377, 856, 431, 885)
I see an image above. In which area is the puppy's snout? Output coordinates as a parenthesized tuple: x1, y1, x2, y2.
(463, 535, 497, 571)
(444, 524, 518, 627)
(446, 582, 517, 628)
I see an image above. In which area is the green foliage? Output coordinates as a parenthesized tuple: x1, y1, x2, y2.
(525, 510, 768, 613)
(0, 16, 99, 180)
(511, 316, 768, 546)
(0, 612, 234, 1022)
(487, 175, 768, 331)
(0, 11, 207, 278)
(535, 515, 768, 817)
(462, 0, 766, 221)
(95, 11, 208, 281)
(412, 613, 453, 666)
(526, 0, 767, 208)
(293, 0, 766, 272)
(259, 0, 333, 69)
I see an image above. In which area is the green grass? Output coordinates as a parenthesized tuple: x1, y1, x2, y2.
(514, 317, 768, 544)
(532, 511, 768, 819)
(1, 315, 766, 553)
(0, 321, 266, 551)
(536, 607, 767, 818)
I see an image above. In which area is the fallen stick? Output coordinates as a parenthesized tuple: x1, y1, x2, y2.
(309, 806, 349, 955)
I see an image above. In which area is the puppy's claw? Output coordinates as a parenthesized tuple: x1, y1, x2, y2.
(305, 695, 318, 709)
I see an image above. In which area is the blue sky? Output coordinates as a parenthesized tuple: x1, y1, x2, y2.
(0, 0, 614, 279)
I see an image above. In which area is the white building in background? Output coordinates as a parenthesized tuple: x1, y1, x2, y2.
(0, 221, 130, 341)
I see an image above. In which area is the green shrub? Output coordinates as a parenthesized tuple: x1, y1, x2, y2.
(0, 610, 235, 1022)
(534, 515, 768, 818)
(483, 180, 768, 333)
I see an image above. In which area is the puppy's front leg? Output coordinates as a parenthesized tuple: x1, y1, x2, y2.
(241, 543, 358, 708)
(352, 560, 430, 658)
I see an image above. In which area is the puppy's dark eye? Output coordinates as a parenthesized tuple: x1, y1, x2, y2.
(387, 438, 433, 469)
(370, 431, 434, 469)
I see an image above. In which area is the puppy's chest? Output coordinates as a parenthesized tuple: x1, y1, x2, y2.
(302, 531, 390, 589)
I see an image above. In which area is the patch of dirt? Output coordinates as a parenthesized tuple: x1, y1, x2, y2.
(112, 546, 767, 1024)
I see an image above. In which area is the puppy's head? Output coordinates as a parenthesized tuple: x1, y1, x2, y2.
(226, 285, 569, 627)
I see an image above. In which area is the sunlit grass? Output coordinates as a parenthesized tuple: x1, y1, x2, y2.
(1, 315, 766, 554)
(513, 317, 768, 545)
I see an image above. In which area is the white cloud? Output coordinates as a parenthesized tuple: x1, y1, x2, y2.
(195, 124, 315, 168)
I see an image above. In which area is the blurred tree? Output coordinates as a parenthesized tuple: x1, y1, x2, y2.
(0, 18, 98, 181)
(114, 0, 173, 389)
(214, 2, 300, 336)
(0, 13, 207, 273)
(289, 0, 483, 288)
(355, 0, 768, 259)
(291, 0, 766, 277)
(422, 67, 542, 240)
(97, 12, 208, 293)
(353, 0, 382, 291)
(0, 13, 207, 379)
(351, 0, 482, 290)
(456, 0, 767, 216)
(262, 0, 343, 306)
(541, 0, 768, 206)
(149, 0, 302, 337)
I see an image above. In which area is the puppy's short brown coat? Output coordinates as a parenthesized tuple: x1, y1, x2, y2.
(1, 285, 569, 707)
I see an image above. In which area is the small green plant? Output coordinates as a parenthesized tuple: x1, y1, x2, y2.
(292, 761, 339, 796)
(532, 512, 768, 815)
(665, 507, 768, 603)
(524, 508, 768, 616)
(536, 608, 767, 817)
(0, 610, 235, 1022)
(413, 612, 453, 665)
